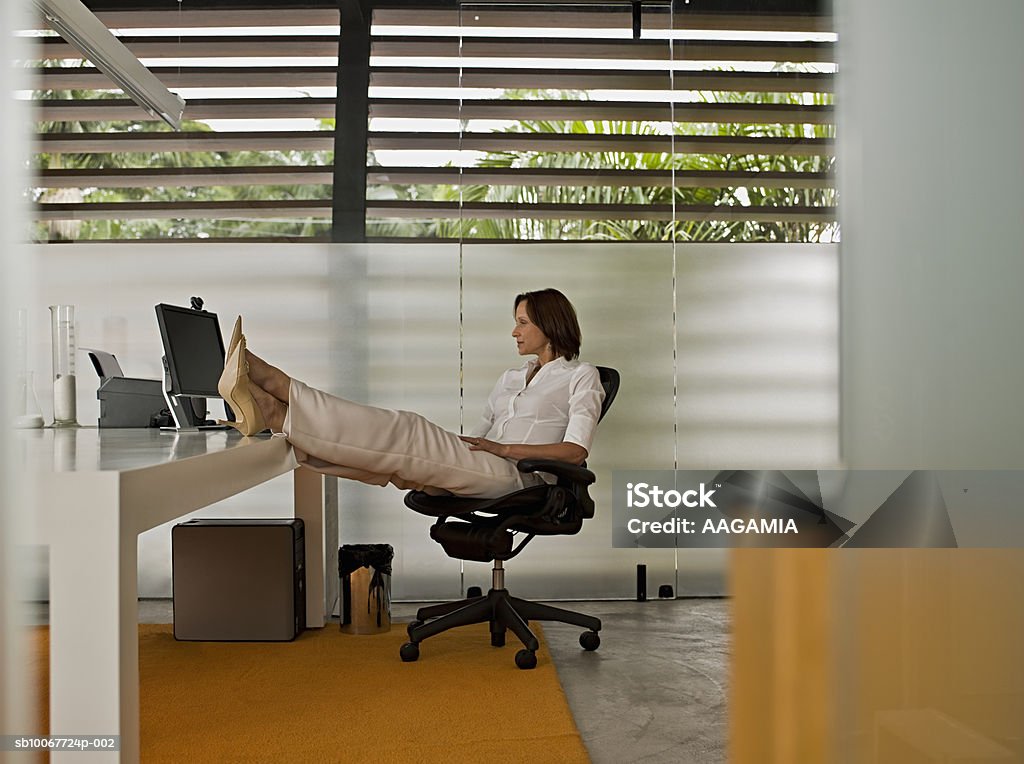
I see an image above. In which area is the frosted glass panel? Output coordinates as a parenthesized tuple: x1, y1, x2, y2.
(323, 244, 464, 601)
(675, 244, 838, 594)
(31, 243, 336, 598)
(838, 0, 1024, 469)
(676, 244, 839, 469)
(28, 242, 465, 600)
(463, 243, 678, 599)
(28, 241, 837, 601)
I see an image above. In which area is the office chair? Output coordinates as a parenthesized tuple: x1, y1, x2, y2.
(400, 366, 620, 669)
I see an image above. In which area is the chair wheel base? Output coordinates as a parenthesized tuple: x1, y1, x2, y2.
(400, 642, 420, 662)
(515, 649, 537, 670)
(580, 630, 600, 651)
(467, 586, 483, 598)
(406, 620, 423, 637)
(491, 631, 506, 647)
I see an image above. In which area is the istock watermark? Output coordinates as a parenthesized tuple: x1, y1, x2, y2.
(612, 469, 1024, 549)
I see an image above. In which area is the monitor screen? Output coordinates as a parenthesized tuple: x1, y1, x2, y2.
(155, 304, 226, 398)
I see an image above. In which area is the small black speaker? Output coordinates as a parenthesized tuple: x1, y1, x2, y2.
(636, 564, 647, 602)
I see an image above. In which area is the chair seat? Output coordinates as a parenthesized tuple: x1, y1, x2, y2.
(404, 484, 551, 517)
(430, 520, 514, 561)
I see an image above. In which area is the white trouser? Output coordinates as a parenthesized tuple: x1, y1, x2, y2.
(282, 378, 542, 499)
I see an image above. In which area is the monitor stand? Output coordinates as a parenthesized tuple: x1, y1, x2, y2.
(160, 356, 229, 431)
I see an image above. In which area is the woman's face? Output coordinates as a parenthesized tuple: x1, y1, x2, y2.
(512, 300, 550, 358)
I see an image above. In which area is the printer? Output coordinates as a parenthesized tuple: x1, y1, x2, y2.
(87, 349, 166, 428)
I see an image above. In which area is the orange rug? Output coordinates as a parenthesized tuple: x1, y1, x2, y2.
(33, 622, 590, 763)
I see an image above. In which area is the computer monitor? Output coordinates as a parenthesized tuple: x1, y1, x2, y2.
(155, 303, 231, 430)
(155, 303, 226, 398)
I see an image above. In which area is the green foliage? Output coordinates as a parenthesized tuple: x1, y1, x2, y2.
(33, 69, 332, 240)
(35, 63, 835, 242)
(373, 69, 836, 242)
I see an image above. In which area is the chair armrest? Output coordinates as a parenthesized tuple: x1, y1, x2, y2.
(516, 459, 595, 487)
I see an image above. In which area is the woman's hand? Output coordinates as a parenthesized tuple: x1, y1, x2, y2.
(459, 435, 509, 458)
(458, 436, 588, 465)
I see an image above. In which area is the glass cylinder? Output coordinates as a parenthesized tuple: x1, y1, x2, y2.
(12, 308, 44, 428)
(14, 370, 44, 429)
(49, 304, 79, 427)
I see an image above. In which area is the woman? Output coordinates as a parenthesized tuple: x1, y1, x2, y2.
(219, 288, 605, 499)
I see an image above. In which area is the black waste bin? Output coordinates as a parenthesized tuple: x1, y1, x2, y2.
(339, 544, 393, 634)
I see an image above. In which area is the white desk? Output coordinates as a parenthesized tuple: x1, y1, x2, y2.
(17, 428, 338, 763)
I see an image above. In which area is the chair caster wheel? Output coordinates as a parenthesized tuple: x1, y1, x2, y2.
(406, 620, 423, 637)
(491, 631, 506, 647)
(400, 642, 420, 662)
(579, 631, 601, 651)
(467, 586, 483, 598)
(515, 649, 538, 670)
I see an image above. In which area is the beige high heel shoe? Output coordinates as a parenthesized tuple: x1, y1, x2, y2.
(217, 336, 267, 436)
(225, 316, 242, 360)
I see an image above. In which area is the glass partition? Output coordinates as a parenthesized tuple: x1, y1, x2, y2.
(23, 0, 840, 601)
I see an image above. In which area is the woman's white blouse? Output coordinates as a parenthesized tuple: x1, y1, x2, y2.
(469, 357, 605, 453)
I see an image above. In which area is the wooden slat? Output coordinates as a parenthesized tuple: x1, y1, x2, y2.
(35, 97, 338, 121)
(33, 166, 833, 190)
(660, 13, 833, 34)
(422, 167, 836, 189)
(369, 98, 834, 124)
(34, 64, 834, 94)
(34, 35, 341, 59)
(34, 97, 833, 125)
(370, 132, 835, 156)
(28, 98, 323, 122)
(92, 9, 339, 29)
(372, 8, 833, 33)
(31, 35, 834, 63)
(374, 37, 835, 63)
(36, 130, 834, 156)
(35, 166, 334, 188)
(370, 168, 835, 188)
(366, 200, 836, 223)
(84, 8, 831, 34)
(35, 66, 342, 90)
(35, 198, 835, 223)
(36, 199, 332, 221)
(37, 131, 337, 152)
(77, 7, 831, 33)
(372, 67, 834, 93)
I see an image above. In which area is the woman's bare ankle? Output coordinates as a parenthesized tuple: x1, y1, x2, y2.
(250, 381, 287, 433)
(246, 350, 291, 403)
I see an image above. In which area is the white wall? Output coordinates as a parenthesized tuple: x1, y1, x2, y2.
(28, 241, 838, 600)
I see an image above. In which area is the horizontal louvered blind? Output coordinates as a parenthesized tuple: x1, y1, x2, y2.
(29, 6, 340, 241)
(366, 3, 836, 242)
(27, 2, 835, 242)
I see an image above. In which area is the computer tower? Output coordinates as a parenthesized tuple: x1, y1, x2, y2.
(172, 519, 305, 641)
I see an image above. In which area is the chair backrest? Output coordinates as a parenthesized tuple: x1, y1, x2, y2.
(596, 366, 620, 424)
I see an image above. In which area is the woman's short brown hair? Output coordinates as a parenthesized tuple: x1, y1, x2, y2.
(514, 288, 582, 360)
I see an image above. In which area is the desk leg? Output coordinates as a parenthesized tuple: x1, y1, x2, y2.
(49, 477, 136, 763)
(294, 468, 337, 628)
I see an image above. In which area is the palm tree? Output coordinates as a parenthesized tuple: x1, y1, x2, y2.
(34, 64, 333, 240)
(375, 68, 835, 242)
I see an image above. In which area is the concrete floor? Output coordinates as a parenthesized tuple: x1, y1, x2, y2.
(536, 599, 729, 764)
(28, 597, 729, 764)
